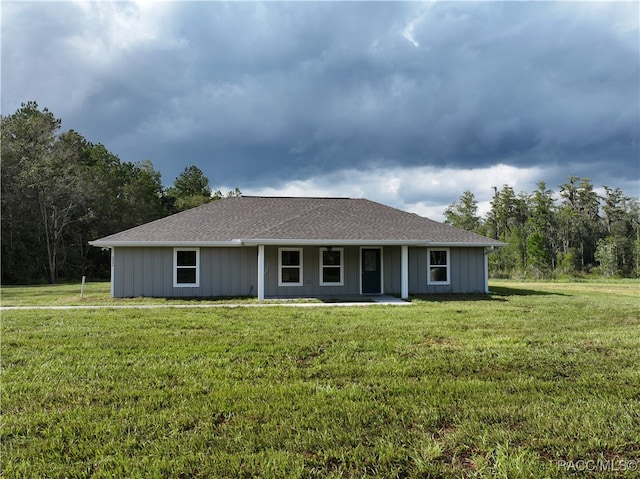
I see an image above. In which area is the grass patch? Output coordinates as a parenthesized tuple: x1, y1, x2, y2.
(0, 282, 263, 307)
(0, 283, 378, 307)
(2, 282, 639, 477)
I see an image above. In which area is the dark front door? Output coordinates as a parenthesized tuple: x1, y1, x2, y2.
(361, 248, 382, 294)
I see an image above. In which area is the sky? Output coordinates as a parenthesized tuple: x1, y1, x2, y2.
(2, 1, 639, 221)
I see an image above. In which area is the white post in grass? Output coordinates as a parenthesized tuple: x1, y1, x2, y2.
(401, 245, 409, 300)
(257, 244, 265, 301)
(80, 276, 86, 298)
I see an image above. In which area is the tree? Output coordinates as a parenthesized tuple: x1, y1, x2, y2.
(527, 232, 552, 278)
(485, 185, 528, 276)
(1, 101, 66, 283)
(443, 178, 637, 279)
(558, 176, 580, 267)
(595, 236, 618, 277)
(1, 101, 171, 283)
(174, 165, 211, 197)
(444, 191, 481, 232)
(576, 178, 602, 269)
(558, 176, 602, 272)
(485, 185, 527, 240)
(602, 186, 628, 236)
(165, 165, 213, 212)
(120, 160, 165, 225)
(525, 182, 558, 276)
(1, 104, 99, 283)
(33, 129, 94, 283)
(599, 187, 638, 276)
(628, 199, 640, 278)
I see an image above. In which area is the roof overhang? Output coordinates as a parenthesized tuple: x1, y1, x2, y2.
(426, 242, 508, 248)
(88, 240, 244, 248)
(90, 238, 506, 248)
(240, 239, 430, 246)
(241, 239, 507, 247)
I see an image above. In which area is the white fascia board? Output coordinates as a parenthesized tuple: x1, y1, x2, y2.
(426, 241, 507, 248)
(88, 240, 244, 248)
(241, 239, 506, 247)
(88, 238, 506, 248)
(239, 239, 429, 246)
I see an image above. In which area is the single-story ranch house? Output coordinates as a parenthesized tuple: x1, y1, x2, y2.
(90, 196, 504, 300)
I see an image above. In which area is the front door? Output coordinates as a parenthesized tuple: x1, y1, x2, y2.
(361, 248, 382, 294)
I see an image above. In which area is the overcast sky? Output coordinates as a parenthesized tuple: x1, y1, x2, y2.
(3, 1, 639, 220)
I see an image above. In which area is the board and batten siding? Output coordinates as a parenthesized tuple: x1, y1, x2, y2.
(263, 245, 362, 297)
(113, 247, 258, 298)
(264, 245, 407, 297)
(383, 246, 401, 295)
(111, 245, 487, 298)
(408, 246, 486, 294)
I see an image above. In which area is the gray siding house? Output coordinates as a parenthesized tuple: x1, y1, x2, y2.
(90, 196, 503, 299)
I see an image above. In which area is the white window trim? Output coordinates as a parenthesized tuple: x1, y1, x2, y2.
(427, 248, 450, 285)
(278, 247, 303, 287)
(319, 247, 344, 286)
(173, 247, 200, 288)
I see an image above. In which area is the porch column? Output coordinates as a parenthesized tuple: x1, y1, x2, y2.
(401, 245, 409, 299)
(484, 247, 490, 294)
(110, 247, 115, 298)
(257, 244, 265, 301)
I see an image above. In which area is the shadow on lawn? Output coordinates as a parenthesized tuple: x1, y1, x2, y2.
(318, 297, 376, 303)
(163, 295, 259, 303)
(489, 286, 568, 297)
(412, 286, 567, 303)
(140, 287, 566, 305)
(412, 293, 505, 303)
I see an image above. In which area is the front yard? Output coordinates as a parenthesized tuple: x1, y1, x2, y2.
(2, 281, 639, 477)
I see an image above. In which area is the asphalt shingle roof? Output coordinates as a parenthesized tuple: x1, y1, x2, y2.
(90, 196, 503, 246)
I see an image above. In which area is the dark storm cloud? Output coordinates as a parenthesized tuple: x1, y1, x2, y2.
(2, 1, 638, 202)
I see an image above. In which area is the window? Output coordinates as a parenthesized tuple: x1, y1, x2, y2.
(320, 247, 344, 286)
(174, 248, 199, 287)
(279, 248, 303, 286)
(427, 248, 450, 285)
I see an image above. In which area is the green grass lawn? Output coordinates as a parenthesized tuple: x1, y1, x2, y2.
(0, 282, 262, 307)
(2, 282, 639, 478)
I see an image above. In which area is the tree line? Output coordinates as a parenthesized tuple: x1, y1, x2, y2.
(444, 180, 640, 278)
(1, 101, 240, 284)
(3, 101, 637, 284)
